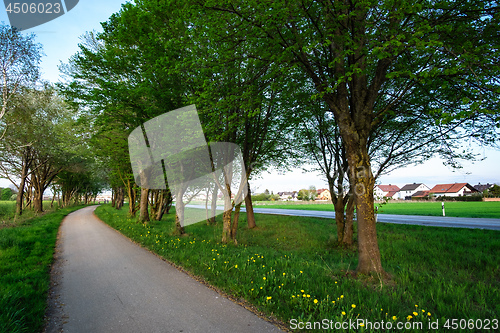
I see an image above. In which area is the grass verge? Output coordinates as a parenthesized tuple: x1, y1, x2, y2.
(253, 201, 500, 219)
(0, 205, 86, 333)
(96, 204, 499, 332)
(0, 201, 65, 229)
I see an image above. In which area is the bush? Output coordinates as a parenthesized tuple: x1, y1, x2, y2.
(439, 195, 483, 202)
(1, 188, 13, 201)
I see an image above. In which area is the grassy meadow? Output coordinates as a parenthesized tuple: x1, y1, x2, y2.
(0, 204, 85, 333)
(252, 200, 500, 219)
(0, 201, 63, 228)
(96, 204, 500, 332)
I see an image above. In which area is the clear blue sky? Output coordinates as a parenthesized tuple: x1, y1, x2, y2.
(1, 1, 498, 192)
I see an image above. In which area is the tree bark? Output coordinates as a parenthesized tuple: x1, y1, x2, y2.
(139, 187, 150, 223)
(174, 187, 185, 234)
(175, 199, 185, 235)
(343, 195, 355, 246)
(348, 149, 383, 274)
(334, 197, 345, 243)
(16, 168, 27, 215)
(245, 186, 256, 229)
(208, 184, 218, 225)
(231, 202, 241, 244)
(221, 183, 233, 243)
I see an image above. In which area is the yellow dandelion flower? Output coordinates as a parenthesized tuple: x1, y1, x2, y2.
(314, 299, 318, 304)
(360, 323, 365, 327)
(307, 294, 310, 298)
(407, 315, 412, 320)
(283, 273, 286, 276)
(340, 295, 344, 298)
(427, 312, 431, 316)
(392, 316, 397, 320)
(342, 311, 346, 316)
(415, 305, 418, 307)
(263, 277, 266, 280)
(332, 301, 335, 304)
(301, 290, 305, 293)
(234, 265, 238, 268)
(413, 312, 418, 316)
(266, 296, 272, 300)
(300, 271, 303, 274)
(352, 304, 356, 308)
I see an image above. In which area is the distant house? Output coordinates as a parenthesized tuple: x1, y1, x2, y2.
(374, 184, 400, 199)
(278, 191, 298, 201)
(398, 183, 430, 200)
(411, 191, 431, 199)
(429, 183, 479, 197)
(316, 189, 331, 201)
(473, 183, 495, 193)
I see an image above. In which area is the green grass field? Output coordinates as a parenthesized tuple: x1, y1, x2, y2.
(1, 201, 63, 228)
(252, 200, 500, 219)
(0, 205, 85, 333)
(96, 204, 500, 332)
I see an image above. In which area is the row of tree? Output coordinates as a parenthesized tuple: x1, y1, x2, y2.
(59, 0, 499, 275)
(0, 25, 108, 215)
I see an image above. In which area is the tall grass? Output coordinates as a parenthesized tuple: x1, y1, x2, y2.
(0, 201, 63, 229)
(96, 204, 500, 332)
(0, 205, 85, 333)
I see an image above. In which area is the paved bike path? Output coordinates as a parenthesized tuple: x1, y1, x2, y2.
(45, 206, 283, 333)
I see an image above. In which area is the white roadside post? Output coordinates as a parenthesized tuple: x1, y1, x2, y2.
(442, 202, 445, 217)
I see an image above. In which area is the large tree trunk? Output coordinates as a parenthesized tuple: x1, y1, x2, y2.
(348, 148, 383, 274)
(125, 179, 138, 216)
(208, 184, 218, 225)
(245, 186, 256, 229)
(221, 184, 233, 244)
(32, 178, 44, 213)
(16, 167, 28, 215)
(231, 202, 241, 243)
(111, 188, 116, 208)
(334, 197, 345, 243)
(343, 195, 355, 245)
(175, 200, 185, 235)
(174, 187, 185, 234)
(139, 187, 150, 223)
(155, 190, 166, 221)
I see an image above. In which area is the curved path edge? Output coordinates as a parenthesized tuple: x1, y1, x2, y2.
(44, 206, 285, 333)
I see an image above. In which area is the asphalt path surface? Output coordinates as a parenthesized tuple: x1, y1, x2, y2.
(186, 205, 500, 231)
(45, 206, 283, 333)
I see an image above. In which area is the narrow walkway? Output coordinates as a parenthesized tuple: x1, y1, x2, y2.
(45, 206, 283, 333)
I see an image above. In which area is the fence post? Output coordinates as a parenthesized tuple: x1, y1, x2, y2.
(442, 202, 445, 217)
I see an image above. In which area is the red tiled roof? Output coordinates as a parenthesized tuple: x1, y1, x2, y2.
(430, 183, 478, 193)
(377, 185, 400, 192)
(385, 191, 398, 197)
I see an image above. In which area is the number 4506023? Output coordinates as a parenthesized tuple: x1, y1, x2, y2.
(443, 318, 498, 330)
(5, 2, 62, 14)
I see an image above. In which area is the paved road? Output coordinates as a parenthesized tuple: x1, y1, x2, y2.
(186, 205, 500, 231)
(45, 206, 283, 333)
